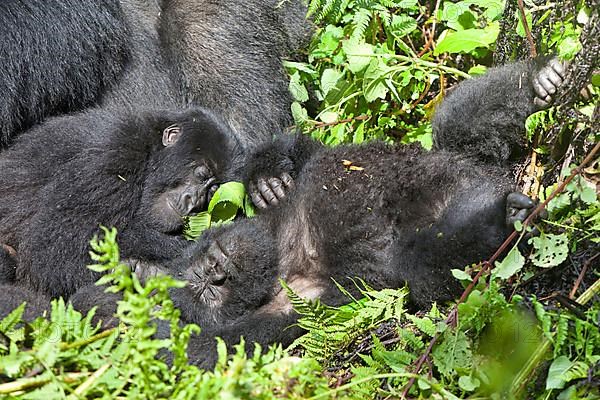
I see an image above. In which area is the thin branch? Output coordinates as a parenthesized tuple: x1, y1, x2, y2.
(569, 252, 600, 299)
(517, 0, 537, 57)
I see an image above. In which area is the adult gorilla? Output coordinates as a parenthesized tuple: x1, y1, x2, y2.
(0, 0, 310, 149)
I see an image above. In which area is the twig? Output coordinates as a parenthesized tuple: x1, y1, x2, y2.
(0, 372, 88, 394)
(314, 115, 370, 128)
(569, 252, 600, 299)
(400, 140, 600, 398)
(417, 0, 442, 57)
(517, 0, 537, 57)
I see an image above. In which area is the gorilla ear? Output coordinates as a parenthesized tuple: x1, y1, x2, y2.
(162, 124, 182, 147)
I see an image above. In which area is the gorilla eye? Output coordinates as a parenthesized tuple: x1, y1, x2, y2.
(162, 124, 182, 147)
(194, 164, 212, 180)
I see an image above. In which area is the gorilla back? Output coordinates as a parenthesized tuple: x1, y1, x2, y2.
(0, 0, 130, 147)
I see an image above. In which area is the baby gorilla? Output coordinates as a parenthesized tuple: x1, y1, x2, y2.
(0, 107, 230, 298)
(166, 57, 565, 368)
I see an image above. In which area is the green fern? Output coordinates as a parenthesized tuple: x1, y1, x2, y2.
(285, 279, 408, 361)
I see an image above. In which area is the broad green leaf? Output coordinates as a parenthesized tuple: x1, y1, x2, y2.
(291, 102, 309, 125)
(546, 356, 572, 389)
(434, 23, 499, 55)
(289, 71, 309, 102)
(492, 246, 525, 280)
(516, 11, 533, 37)
(558, 36, 581, 60)
(468, 65, 487, 76)
(451, 268, 472, 282)
(319, 111, 338, 124)
(321, 68, 343, 98)
(458, 375, 480, 392)
(343, 41, 375, 73)
(363, 59, 389, 102)
(432, 330, 472, 377)
(529, 233, 569, 268)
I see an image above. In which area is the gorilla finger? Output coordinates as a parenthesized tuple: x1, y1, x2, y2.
(258, 178, 279, 206)
(281, 172, 294, 189)
(507, 192, 535, 209)
(533, 76, 549, 100)
(250, 188, 269, 209)
(268, 177, 286, 200)
(507, 208, 531, 227)
(538, 74, 557, 95)
(543, 66, 564, 88)
(549, 57, 567, 78)
(534, 97, 549, 108)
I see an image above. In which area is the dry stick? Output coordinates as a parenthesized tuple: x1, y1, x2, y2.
(569, 252, 600, 299)
(400, 140, 600, 399)
(517, 0, 537, 57)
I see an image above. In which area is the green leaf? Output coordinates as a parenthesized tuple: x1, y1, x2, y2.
(458, 375, 480, 392)
(363, 59, 389, 102)
(289, 71, 309, 102)
(320, 68, 343, 98)
(528, 233, 569, 268)
(389, 15, 417, 38)
(558, 36, 582, 60)
(343, 41, 375, 73)
(451, 269, 472, 282)
(492, 246, 525, 280)
(434, 23, 499, 55)
(432, 330, 472, 377)
(546, 356, 572, 389)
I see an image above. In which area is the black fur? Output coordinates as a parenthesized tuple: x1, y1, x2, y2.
(0, 108, 231, 298)
(159, 0, 311, 150)
(0, 284, 49, 322)
(0, 0, 130, 147)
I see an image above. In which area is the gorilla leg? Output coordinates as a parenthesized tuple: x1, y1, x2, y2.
(432, 57, 566, 165)
(0, 284, 50, 321)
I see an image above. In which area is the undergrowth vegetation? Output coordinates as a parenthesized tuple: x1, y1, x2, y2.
(1, 0, 599, 398)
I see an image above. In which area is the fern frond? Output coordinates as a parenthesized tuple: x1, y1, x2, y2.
(351, 8, 373, 41)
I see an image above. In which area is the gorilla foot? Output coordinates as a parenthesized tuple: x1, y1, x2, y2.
(533, 58, 566, 109)
(249, 173, 294, 209)
(506, 192, 535, 227)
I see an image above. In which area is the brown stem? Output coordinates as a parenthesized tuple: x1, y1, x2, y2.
(517, 0, 537, 57)
(569, 253, 600, 299)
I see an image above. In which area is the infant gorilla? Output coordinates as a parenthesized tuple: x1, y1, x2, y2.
(165, 57, 565, 368)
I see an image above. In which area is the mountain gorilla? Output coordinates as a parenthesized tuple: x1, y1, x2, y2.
(0, 108, 231, 299)
(0, 0, 309, 149)
(161, 57, 566, 368)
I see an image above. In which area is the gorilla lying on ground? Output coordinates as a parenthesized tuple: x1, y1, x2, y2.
(0, 0, 310, 150)
(0, 108, 232, 298)
(164, 57, 566, 368)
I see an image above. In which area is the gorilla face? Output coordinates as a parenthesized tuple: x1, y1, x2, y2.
(141, 111, 231, 236)
(151, 152, 219, 234)
(172, 222, 279, 325)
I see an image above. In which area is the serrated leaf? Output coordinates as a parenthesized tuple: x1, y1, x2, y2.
(321, 68, 343, 98)
(529, 233, 569, 268)
(363, 59, 389, 102)
(492, 247, 525, 279)
(289, 71, 309, 102)
(432, 330, 472, 378)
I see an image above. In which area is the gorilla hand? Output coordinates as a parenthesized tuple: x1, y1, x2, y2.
(533, 58, 567, 109)
(249, 173, 294, 209)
